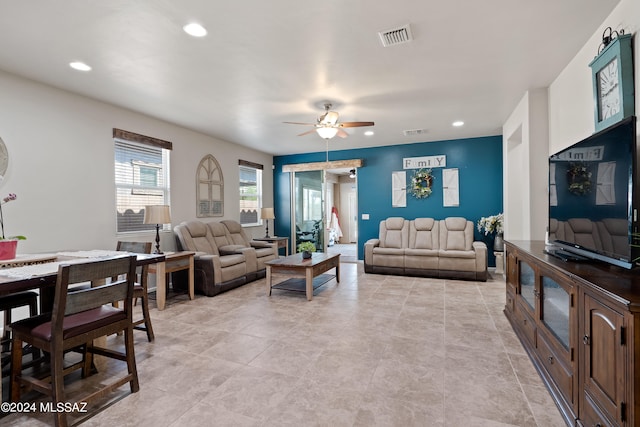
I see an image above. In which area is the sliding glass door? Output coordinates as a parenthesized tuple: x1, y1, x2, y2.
(292, 170, 325, 253)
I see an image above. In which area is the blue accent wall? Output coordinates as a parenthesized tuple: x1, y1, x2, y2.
(273, 135, 503, 264)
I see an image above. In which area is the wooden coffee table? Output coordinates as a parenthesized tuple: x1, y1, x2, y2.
(265, 252, 340, 301)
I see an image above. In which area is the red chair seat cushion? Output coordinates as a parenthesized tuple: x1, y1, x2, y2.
(13, 306, 126, 341)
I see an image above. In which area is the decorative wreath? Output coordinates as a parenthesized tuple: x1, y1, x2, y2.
(567, 163, 592, 196)
(410, 168, 434, 199)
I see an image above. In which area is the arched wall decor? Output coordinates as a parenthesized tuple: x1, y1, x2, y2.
(196, 154, 224, 217)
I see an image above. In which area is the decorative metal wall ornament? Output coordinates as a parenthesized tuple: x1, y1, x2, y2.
(196, 154, 224, 217)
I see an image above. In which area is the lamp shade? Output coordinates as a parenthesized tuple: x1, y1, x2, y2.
(316, 127, 339, 139)
(261, 207, 275, 220)
(143, 205, 171, 224)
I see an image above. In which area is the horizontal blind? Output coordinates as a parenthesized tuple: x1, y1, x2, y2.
(115, 138, 170, 233)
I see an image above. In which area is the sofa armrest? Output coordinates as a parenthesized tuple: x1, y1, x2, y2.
(251, 241, 278, 258)
(472, 241, 488, 273)
(195, 253, 223, 274)
(218, 246, 257, 273)
(219, 245, 248, 255)
(250, 241, 274, 249)
(364, 239, 381, 264)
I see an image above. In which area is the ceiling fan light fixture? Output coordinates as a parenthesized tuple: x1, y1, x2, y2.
(316, 127, 339, 139)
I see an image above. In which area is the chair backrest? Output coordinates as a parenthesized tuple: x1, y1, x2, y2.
(379, 217, 408, 249)
(439, 217, 474, 251)
(221, 220, 251, 247)
(52, 256, 137, 329)
(117, 241, 152, 254)
(116, 241, 151, 284)
(409, 218, 439, 249)
(174, 220, 220, 255)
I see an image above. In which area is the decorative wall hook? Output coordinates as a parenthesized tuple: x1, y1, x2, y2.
(598, 26, 625, 55)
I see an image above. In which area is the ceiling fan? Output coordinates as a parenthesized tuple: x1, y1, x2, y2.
(284, 103, 374, 139)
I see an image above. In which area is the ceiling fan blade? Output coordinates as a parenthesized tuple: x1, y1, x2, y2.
(339, 121, 375, 128)
(336, 129, 349, 138)
(297, 129, 318, 137)
(283, 121, 317, 126)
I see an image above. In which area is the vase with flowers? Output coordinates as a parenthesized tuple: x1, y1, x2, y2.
(477, 213, 504, 252)
(0, 193, 26, 260)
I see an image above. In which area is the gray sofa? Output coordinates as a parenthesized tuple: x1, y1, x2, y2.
(174, 219, 278, 296)
(364, 217, 488, 281)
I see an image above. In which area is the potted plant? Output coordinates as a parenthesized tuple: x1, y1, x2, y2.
(477, 213, 504, 252)
(0, 193, 26, 260)
(297, 241, 316, 259)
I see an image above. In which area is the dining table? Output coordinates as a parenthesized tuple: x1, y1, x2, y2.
(0, 250, 166, 401)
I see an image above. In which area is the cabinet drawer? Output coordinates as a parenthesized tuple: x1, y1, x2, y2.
(514, 301, 536, 347)
(537, 332, 574, 407)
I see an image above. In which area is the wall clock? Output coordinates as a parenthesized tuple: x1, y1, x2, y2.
(589, 33, 634, 133)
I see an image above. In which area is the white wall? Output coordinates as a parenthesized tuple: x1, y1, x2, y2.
(505, 0, 639, 241)
(549, 0, 639, 153)
(502, 89, 549, 240)
(0, 70, 273, 254)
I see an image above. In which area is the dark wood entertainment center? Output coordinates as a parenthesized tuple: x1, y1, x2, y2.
(505, 240, 640, 427)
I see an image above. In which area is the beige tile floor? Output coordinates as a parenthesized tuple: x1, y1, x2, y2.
(2, 263, 565, 426)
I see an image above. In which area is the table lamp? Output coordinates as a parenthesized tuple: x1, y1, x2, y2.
(261, 207, 275, 238)
(144, 205, 171, 254)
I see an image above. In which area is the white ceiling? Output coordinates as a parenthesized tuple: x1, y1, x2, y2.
(0, 1, 620, 155)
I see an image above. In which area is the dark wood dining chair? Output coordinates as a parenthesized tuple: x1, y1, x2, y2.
(9, 255, 139, 427)
(1, 292, 39, 368)
(116, 241, 154, 342)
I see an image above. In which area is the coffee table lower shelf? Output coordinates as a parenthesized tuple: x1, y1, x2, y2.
(270, 273, 335, 295)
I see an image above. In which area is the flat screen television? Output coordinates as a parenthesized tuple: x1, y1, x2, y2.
(548, 116, 638, 269)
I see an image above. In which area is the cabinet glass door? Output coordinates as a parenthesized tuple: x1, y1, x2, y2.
(541, 276, 570, 349)
(519, 261, 535, 310)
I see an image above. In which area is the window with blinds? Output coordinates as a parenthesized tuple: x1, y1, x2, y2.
(239, 160, 263, 226)
(114, 129, 171, 233)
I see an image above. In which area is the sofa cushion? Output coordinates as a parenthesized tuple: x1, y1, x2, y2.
(410, 218, 438, 249)
(207, 222, 234, 248)
(221, 220, 251, 246)
(440, 217, 472, 251)
(380, 217, 408, 249)
(219, 253, 246, 268)
(176, 221, 220, 255)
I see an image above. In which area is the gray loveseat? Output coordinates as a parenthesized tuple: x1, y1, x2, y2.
(174, 219, 278, 296)
(364, 217, 488, 281)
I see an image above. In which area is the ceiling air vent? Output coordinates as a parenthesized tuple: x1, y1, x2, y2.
(378, 24, 413, 47)
(403, 128, 428, 137)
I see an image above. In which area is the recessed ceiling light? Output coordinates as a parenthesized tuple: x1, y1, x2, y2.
(452, 121, 464, 127)
(364, 130, 374, 136)
(69, 61, 91, 71)
(183, 23, 207, 37)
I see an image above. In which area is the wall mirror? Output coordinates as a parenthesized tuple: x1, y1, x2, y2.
(196, 154, 224, 217)
(0, 137, 8, 179)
